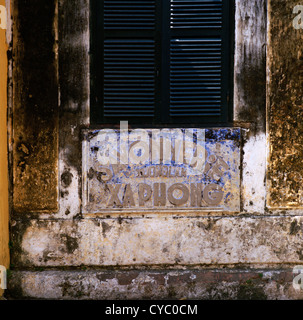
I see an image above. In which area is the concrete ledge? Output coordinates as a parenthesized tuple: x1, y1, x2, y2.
(10, 216, 303, 267)
(7, 269, 303, 300)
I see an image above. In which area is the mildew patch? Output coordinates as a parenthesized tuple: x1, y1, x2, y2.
(14, 216, 303, 268)
(56, 0, 89, 219)
(7, 269, 303, 300)
(234, 0, 267, 134)
(267, 0, 303, 208)
(13, 0, 59, 213)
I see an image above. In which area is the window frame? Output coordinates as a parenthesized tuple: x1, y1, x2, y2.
(90, 0, 235, 127)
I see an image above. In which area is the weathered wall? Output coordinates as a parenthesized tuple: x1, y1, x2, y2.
(10, 216, 303, 268)
(0, 0, 9, 298)
(8, 269, 303, 300)
(12, 0, 59, 213)
(8, 0, 303, 300)
(234, 0, 267, 133)
(234, 0, 267, 214)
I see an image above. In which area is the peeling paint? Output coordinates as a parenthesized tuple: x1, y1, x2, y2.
(7, 269, 303, 300)
(9, 0, 303, 301)
(10, 216, 303, 268)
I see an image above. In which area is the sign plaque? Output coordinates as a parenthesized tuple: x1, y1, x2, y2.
(82, 128, 241, 213)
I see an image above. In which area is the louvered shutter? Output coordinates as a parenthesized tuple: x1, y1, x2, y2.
(91, 0, 231, 124)
(91, 0, 158, 122)
(163, 0, 230, 123)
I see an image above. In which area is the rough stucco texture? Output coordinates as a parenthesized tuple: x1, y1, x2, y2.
(234, 0, 266, 133)
(8, 269, 303, 300)
(267, 0, 303, 208)
(12, 0, 59, 213)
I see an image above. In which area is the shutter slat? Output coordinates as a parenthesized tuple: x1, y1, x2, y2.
(170, 0, 223, 29)
(104, 0, 156, 29)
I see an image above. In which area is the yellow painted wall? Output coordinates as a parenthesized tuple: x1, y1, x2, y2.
(0, 0, 9, 297)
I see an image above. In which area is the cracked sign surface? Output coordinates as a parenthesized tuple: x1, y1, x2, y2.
(82, 128, 241, 213)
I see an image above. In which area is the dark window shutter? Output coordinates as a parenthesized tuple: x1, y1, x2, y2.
(91, 0, 232, 125)
(169, 38, 222, 117)
(91, 0, 158, 122)
(164, 0, 230, 123)
(104, 0, 156, 30)
(170, 0, 223, 28)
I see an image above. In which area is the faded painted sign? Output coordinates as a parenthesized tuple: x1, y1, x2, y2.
(82, 128, 241, 213)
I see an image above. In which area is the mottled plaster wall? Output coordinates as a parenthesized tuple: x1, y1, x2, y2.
(267, 0, 303, 209)
(10, 0, 269, 266)
(10, 0, 303, 300)
(12, 0, 59, 213)
(234, 0, 267, 214)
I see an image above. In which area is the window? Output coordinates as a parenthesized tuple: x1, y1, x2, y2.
(90, 0, 233, 125)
